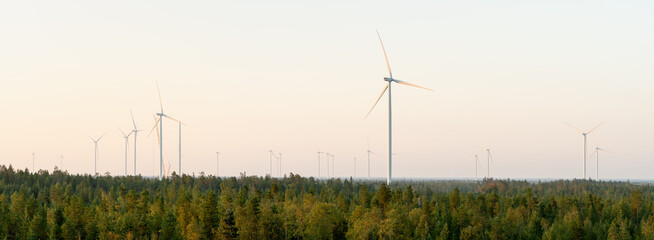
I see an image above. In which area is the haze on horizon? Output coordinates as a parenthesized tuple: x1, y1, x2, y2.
(0, 1, 652, 180)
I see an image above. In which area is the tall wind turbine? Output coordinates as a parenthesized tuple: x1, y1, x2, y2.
(474, 153, 480, 181)
(119, 127, 132, 176)
(486, 149, 494, 178)
(89, 133, 106, 176)
(268, 149, 275, 177)
(216, 152, 220, 177)
(150, 82, 181, 180)
(565, 122, 604, 179)
(325, 153, 330, 178)
(590, 146, 612, 180)
(353, 157, 357, 178)
(174, 120, 186, 176)
(317, 151, 323, 179)
(367, 145, 374, 179)
(130, 111, 142, 175)
(326, 153, 334, 179)
(365, 31, 434, 185)
(278, 153, 282, 177)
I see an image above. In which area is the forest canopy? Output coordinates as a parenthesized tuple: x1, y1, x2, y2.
(1, 165, 653, 239)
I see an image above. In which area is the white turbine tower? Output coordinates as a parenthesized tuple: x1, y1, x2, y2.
(367, 145, 374, 180)
(149, 82, 181, 180)
(353, 157, 357, 178)
(317, 151, 323, 179)
(331, 154, 336, 178)
(486, 149, 494, 179)
(278, 153, 282, 177)
(119, 127, 132, 176)
(474, 153, 480, 181)
(216, 152, 220, 177)
(365, 31, 434, 185)
(268, 149, 275, 177)
(130, 111, 142, 175)
(89, 133, 106, 176)
(590, 146, 612, 180)
(175, 120, 186, 176)
(565, 122, 604, 179)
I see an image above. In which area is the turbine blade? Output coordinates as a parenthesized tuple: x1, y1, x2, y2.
(589, 149, 598, 158)
(376, 30, 392, 78)
(393, 79, 435, 92)
(118, 127, 126, 136)
(365, 83, 389, 119)
(130, 110, 138, 129)
(97, 133, 107, 142)
(601, 148, 615, 154)
(164, 115, 181, 123)
(587, 121, 604, 134)
(155, 81, 163, 113)
(147, 116, 159, 137)
(564, 122, 584, 134)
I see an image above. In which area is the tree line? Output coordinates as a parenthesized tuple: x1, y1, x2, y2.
(1, 165, 654, 239)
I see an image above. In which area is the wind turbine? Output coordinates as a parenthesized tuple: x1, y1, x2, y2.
(353, 157, 357, 178)
(365, 30, 435, 185)
(278, 153, 282, 177)
(325, 153, 333, 178)
(268, 149, 275, 177)
(174, 120, 186, 176)
(149, 82, 181, 180)
(367, 145, 374, 180)
(330, 153, 335, 178)
(216, 152, 220, 177)
(130, 111, 142, 175)
(565, 122, 604, 179)
(89, 133, 106, 176)
(590, 146, 612, 180)
(486, 149, 494, 178)
(317, 151, 323, 179)
(474, 153, 480, 181)
(119, 127, 133, 176)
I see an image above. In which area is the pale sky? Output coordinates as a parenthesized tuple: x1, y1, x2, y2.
(1, 1, 653, 180)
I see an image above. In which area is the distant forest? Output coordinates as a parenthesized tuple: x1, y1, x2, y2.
(1, 165, 654, 239)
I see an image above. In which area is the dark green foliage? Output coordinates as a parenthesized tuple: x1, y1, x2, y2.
(2, 165, 654, 239)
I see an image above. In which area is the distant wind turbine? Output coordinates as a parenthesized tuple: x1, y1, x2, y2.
(365, 30, 435, 185)
(119, 127, 132, 176)
(353, 157, 357, 178)
(367, 144, 374, 179)
(130, 111, 142, 175)
(317, 151, 323, 179)
(216, 152, 220, 177)
(89, 133, 106, 176)
(175, 120, 186, 176)
(474, 153, 480, 181)
(325, 153, 330, 178)
(486, 149, 494, 178)
(278, 153, 282, 177)
(565, 122, 604, 179)
(268, 149, 275, 177)
(590, 146, 612, 180)
(149, 82, 181, 180)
